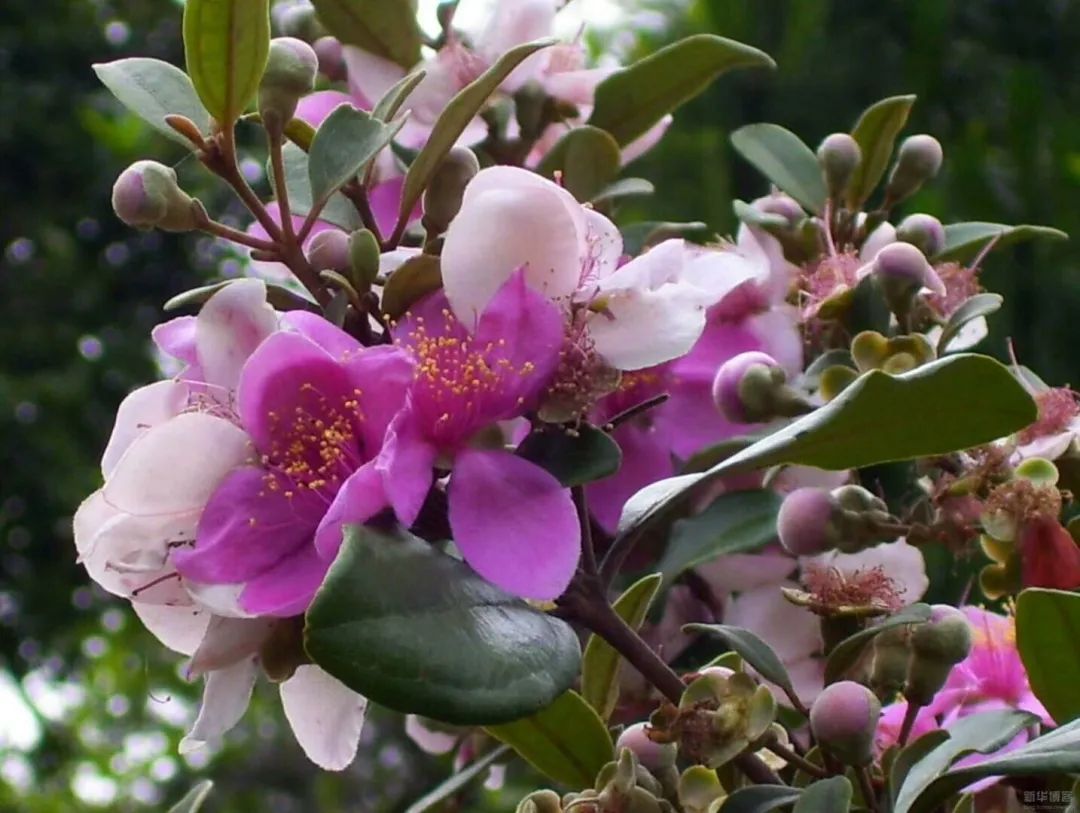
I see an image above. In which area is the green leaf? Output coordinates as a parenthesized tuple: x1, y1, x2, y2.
(888, 731, 951, 808)
(310, 0, 422, 69)
(793, 777, 852, 813)
(686, 624, 795, 699)
(592, 178, 656, 204)
(894, 709, 1038, 813)
(936, 293, 1002, 355)
(824, 603, 932, 685)
(621, 221, 710, 256)
(93, 58, 212, 145)
(616, 355, 1036, 541)
(371, 69, 427, 122)
(395, 39, 554, 237)
(380, 254, 443, 320)
(719, 785, 802, 813)
(581, 574, 663, 721)
(272, 142, 363, 231)
(657, 490, 781, 585)
(933, 222, 1069, 264)
(588, 34, 775, 146)
(168, 781, 213, 813)
(734, 199, 793, 229)
(164, 280, 317, 313)
(730, 124, 827, 214)
(1016, 588, 1080, 724)
(845, 95, 916, 209)
(536, 126, 622, 202)
(308, 104, 403, 205)
(486, 690, 614, 788)
(402, 745, 510, 813)
(183, 0, 271, 125)
(305, 525, 581, 724)
(516, 424, 623, 488)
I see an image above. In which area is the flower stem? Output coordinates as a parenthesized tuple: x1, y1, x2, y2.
(897, 701, 922, 747)
(268, 129, 296, 247)
(858, 766, 880, 813)
(765, 738, 827, 779)
(573, 486, 598, 578)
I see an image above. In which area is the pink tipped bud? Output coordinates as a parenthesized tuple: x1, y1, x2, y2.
(259, 37, 318, 127)
(886, 135, 944, 204)
(777, 488, 843, 556)
(615, 723, 677, 772)
(111, 161, 197, 232)
(711, 351, 785, 423)
(809, 680, 880, 766)
(752, 192, 804, 226)
(896, 213, 945, 258)
(817, 133, 862, 198)
(307, 229, 350, 272)
(871, 242, 945, 303)
(313, 36, 346, 81)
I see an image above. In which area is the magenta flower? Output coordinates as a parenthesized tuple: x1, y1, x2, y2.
(379, 270, 581, 600)
(172, 311, 413, 617)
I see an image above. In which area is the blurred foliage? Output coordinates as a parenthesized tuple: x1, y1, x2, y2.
(2, 0, 1079, 810)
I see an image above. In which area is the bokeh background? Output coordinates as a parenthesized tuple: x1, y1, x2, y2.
(2, 0, 1079, 810)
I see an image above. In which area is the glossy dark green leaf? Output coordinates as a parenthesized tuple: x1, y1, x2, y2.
(164, 280, 317, 313)
(310, 0, 422, 69)
(824, 603, 932, 685)
(394, 39, 554, 238)
(168, 781, 214, 813)
(592, 178, 655, 204)
(305, 525, 581, 724)
(1016, 588, 1080, 724)
(380, 254, 442, 320)
(888, 731, 951, 808)
(588, 34, 774, 146)
(894, 709, 1038, 813)
(536, 126, 622, 202)
(183, 0, 271, 125)
(719, 785, 802, 813)
(486, 690, 614, 788)
(581, 573, 662, 721)
(616, 355, 1036, 540)
(371, 69, 427, 122)
(516, 424, 622, 488)
(793, 777, 852, 813)
(686, 624, 795, 699)
(93, 58, 212, 145)
(621, 221, 710, 255)
(308, 104, 403, 205)
(402, 745, 510, 813)
(936, 293, 1002, 355)
(657, 490, 781, 584)
(845, 95, 916, 209)
(733, 199, 793, 229)
(272, 142, 363, 231)
(730, 124, 827, 214)
(933, 222, 1068, 263)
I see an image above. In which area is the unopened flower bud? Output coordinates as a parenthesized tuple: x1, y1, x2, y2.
(516, 790, 563, 813)
(348, 228, 381, 291)
(259, 37, 318, 130)
(712, 352, 807, 424)
(817, 133, 862, 199)
(313, 35, 346, 81)
(831, 484, 887, 514)
(616, 723, 677, 772)
(870, 241, 945, 315)
(752, 192, 804, 226)
(777, 488, 843, 556)
(423, 147, 481, 234)
(885, 135, 943, 204)
(809, 680, 880, 766)
(896, 213, 945, 258)
(111, 161, 198, 232)
(307, 229, 350, 271)
(275, 3, 324, 42)
(905, 605, 972, 705)
(870, 625, 912, 699)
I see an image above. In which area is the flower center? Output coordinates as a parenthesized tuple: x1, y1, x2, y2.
(1017, 387, 1080, 444)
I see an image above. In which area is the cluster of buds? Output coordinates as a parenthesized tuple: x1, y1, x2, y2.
(776, 484, 899, 557)
(869, 604, 973, 705)
(517, 749, 674, 813)
(711, 352, 813, 424)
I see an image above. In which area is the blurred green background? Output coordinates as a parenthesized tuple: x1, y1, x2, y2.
(2, 0, 1078, 810)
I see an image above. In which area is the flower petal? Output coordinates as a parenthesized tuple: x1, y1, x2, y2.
(281, 311, 362, 360)
(726, 581, 822, 663)
(589, 285, 709, 370)
(342, 46, 406, 109)
(314, 462, 388, 559)
(280, 665, 367, 771)
(238, 543, 329, 617)
(809, 540, 929, 605)
(180, 658, 257, 753)
(101, 381, 189, 477)
(196, 279, 279, 391)
(189, 616, 275, 675)
(296, 90, 355, 128)
(587, 422, 674, 534)
(133, 603, 209, 656)
(376, 411, 437, 527)
(345, 345, 415, 453)
(448, 448, 580, 600)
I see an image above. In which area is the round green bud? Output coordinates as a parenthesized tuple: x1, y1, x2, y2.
(777, 487, 843, 556)
(869, 625, 912, 699)
(259, 37, 318, 129)
(809, 680, 881, 766)
(515, 790, 563, 813)
(896, 213, 946, 258)
(422, 147, 481, 234)
(347, 228, 381, 291)
(817, 133, 862, 198)
(885, 135, 944, 204)
(111, 160, 198, 232)
(904, 605, 972, 705)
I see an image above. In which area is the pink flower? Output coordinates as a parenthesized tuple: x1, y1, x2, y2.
(380, 270, 581, 600)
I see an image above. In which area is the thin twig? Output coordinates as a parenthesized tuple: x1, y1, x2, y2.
(603, 392, 670, 432)
(573, 486, 598, 577)
(897, 701, 922, 748)
(269, 130, 297, 246)
(194, 209, 277, 251)
(765, 739, 827, 779)
(857, 766, 880, 813)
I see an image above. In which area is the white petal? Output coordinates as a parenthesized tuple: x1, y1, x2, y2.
(342, 46, 407, 107)
(103, 412, 254, 516)
(808, 539, 929, 605)
(442, 167, 586, 325)
(404, 715, 458, 755)
(101, 381, 189, 477)
(597, 239, 686, 293)
(189, 617, 275, 675)
(697, 550, 797, 594)
(681, 245, 767, 302)
(196, 279, 278, 391)
(726, 581, 822, 663)
(73, 490, 119, 560)
(588, 285, 708, 370)
(582, 208, 623, 284)
(183, 583, 251, 619)
(280, 665, 367, 771)
(180, 658, 257, 753)
(133, 603, 209, 656)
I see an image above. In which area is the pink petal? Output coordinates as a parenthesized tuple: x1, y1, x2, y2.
(696, 549, 797, 594)
(280, 665, 367, 771)
(369, 175, 409, 236)
(543, 67, 612, 106)
(180, 658, 257, 753)
(152, 316, 199, 372)
(725, 581, 822, 663)
(344, 345, 415, 454)
(238, 543, 329, 617)
(621, 115, 672, 165)
(101, 381, 189, 477)
(809, 540, 929, 605)
(448, 448, 580, 600)
(376, 412, 437, 527)
(81, 509, 196, 602)
(196, 279, 279, 392)
(587, 422, 674, 534)
(281, 311, 362, 360)
(314, 462, 389, 559)
(296, 90, 355, 128)
(342, 46, 406, 109)
(405, 715, 458, 755)
(478, 0, 557, 82)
